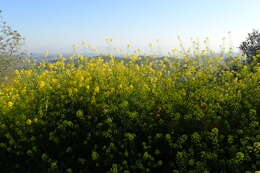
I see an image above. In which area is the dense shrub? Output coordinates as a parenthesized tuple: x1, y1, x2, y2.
(0, 53, 259, 172)
(239, 29, 260, 63)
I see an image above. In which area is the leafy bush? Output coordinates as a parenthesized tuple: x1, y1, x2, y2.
(0, 52, 259, 172)
(239, 29, 260, 63)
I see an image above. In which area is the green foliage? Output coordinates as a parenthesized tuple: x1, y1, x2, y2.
(0, 52, 259, 172)
(239, 29, 260, 63)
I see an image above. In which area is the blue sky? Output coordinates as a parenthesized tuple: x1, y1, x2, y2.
(1, 0, 260, 54)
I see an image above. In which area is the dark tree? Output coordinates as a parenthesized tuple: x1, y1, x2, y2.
(239, 29, 260, 63)
(0, 10, 25, 56)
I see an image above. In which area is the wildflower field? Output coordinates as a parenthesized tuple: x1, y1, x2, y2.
(0, 48, 259, 172)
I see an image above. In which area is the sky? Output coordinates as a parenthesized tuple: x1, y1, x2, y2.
(1, 0, 260, 55)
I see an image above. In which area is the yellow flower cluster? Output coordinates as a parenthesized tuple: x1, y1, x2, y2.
(0, 46, 259, 129)
(0, 42, 259, 172)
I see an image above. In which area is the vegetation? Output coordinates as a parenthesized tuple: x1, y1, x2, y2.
(0, 11, 259, 172)
(0, 48, 259, 172)
(239, 29, 260, 63)
(0, 55, 24, 82)
(0, 10, 24, 56)
(0, 10, 26, 82)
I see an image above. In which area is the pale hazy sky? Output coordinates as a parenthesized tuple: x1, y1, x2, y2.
(1, 0, 260, 54)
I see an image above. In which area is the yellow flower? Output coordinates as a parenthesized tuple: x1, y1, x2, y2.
(52, 79, 57, 83)
(48, 63, 54, 69)
(94, 86, 100, 93)
(79, 56, 85, 61)
(129, 85, 134, 90)
(15, 69, 20, 75)
(26, 119, 32, 125)
(7, 101, 14, 108)
(39, 81, 46, 88)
